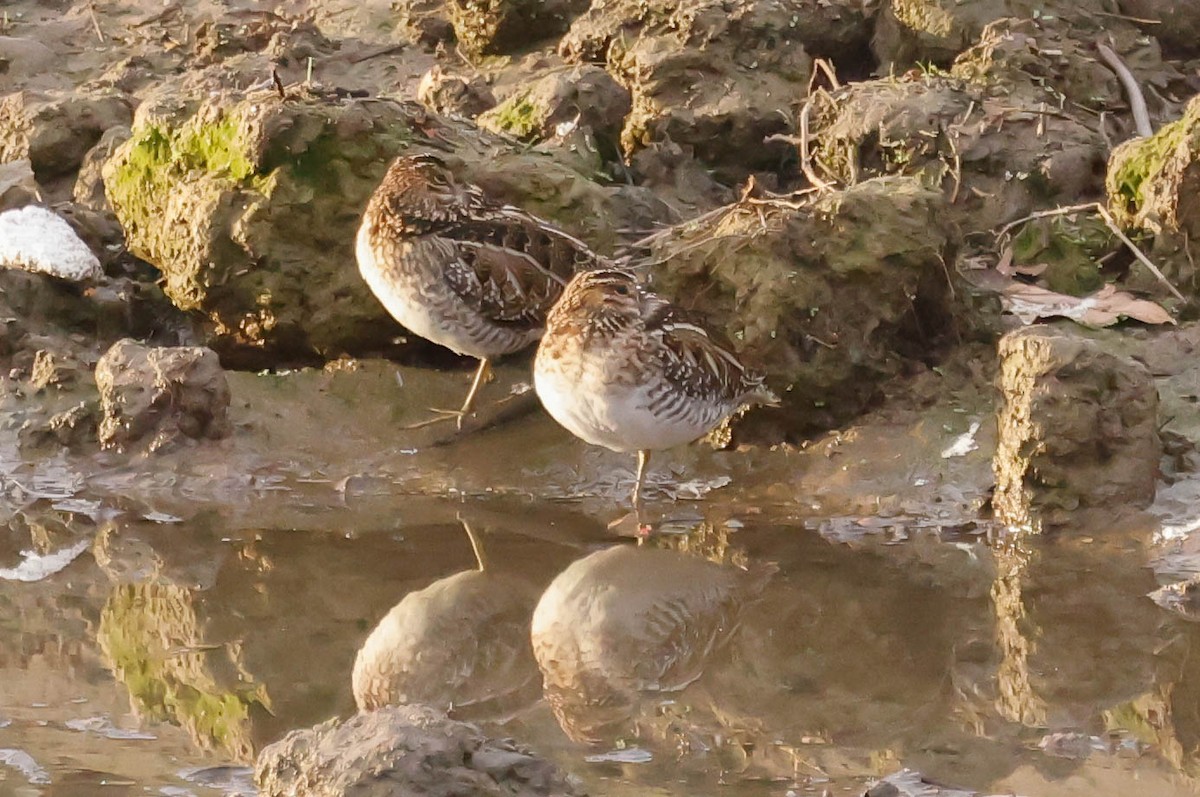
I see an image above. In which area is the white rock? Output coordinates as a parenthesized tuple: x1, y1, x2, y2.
(0, 204, 102, 281)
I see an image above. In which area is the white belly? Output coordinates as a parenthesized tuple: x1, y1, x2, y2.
(534, 350, 718, 453)
(356, 225, 536, 358)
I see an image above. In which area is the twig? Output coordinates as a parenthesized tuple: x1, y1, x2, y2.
(810, 58, 841, 91)
(1096, 204, 1184, 300)
(946, 131, 962, 204)
(1095, 10, 1161, 24)
(996, 202, 1185, 301)
(796, 96, 836, 191)
(349, 42, 407, 64)
(88, 1, 104, 42)
(1096, 42, 1153, 138)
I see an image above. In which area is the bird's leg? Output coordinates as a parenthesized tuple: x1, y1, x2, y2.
(401, 358, 492, 430)
(631, 449, 650, 507)
(460, 516, 488, 572)
(455, 358, 492, 430)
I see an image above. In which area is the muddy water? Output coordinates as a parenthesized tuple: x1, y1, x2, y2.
(2, 481, 1199, 797)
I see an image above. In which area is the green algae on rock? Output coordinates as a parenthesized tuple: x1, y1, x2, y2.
(102, 88, 415, 364)
(477, 65, 630, 145)
(1106, 96, 1200, 297)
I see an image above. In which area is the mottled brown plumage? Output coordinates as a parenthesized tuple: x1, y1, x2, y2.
(534, 269, 778, 505)
(356, 153, 609, 427)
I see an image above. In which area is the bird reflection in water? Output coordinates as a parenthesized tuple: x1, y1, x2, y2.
(531, 544, 772, 744)
(352, 520, 542, 720)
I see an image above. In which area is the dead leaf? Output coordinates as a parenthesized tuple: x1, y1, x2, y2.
(1012, 262, 1048, 277)
(1000, 282, 1175, 327)
(995, 245, 1014, 276)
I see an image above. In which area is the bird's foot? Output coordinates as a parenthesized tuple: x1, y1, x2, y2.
(401, 407, 471, 430)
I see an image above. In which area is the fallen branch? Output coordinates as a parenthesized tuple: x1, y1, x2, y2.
(996, 202, 1185, 302)
(1096, 42, 1153, 138)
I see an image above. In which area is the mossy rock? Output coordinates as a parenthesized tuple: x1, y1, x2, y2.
(102, 78, 648, 365)
(477, 65, 630, 145)
(1107, 95, 1200, 297)
(646, 176, 955, 440)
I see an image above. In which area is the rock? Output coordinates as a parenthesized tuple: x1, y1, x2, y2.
(254, 705, 584, 797)
(0, 205, 103, 281)
(562, 0, 871, 69)
(1107, 95, 1200, 296)
(448, 0, 587, 57)
(352, 569, 540, 716)
(94, 339, 232, 452)
(394, 0, 457, 49)
(872, 0, 1109, 70)
(808, 29, 1111, 232)
(865, 769, 986, 797)
(416, 66, 496, 117)
(0, 37, 57, 93)
(645, 176, 954, 440)
(597, 0, 813, 173)
(73, 125, 131, 212)
(45, 402, 99, 449)
(0, 159, 40, 210)
(30, 349, 82, 390)
(478, 65, 630, 144)
(102, 74, 655, 365)
(0, 90, 132, 182)
(1119, 0, 1200, 57)
(190, 10, 334, 66)
(992, 325, 1161, 530)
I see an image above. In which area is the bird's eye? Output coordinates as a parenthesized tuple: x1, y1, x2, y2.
(613, 284, 630, 296)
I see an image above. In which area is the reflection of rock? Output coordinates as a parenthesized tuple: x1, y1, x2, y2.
(531, 545, 765, 743)
(95, 339, 232, 452)
(352, 570, 540, 717)
(865, 768, 984, 797)
(97, 581, 270, 761)
(992, 325, 1161, 529)
(254, 705, 584, 797)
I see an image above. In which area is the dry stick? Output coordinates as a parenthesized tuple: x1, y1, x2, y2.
(88, 1, 104, 42)
(797, 97, 836, 190)
(1096, 42, 1153, 138)
(996, 203, 1185, 302)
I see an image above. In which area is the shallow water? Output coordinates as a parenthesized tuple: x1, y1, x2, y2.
(3, 484, 1200, 797)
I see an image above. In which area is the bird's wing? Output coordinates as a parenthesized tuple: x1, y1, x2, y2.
(645, 300, 773, 404)
(438, 208, 607, 327)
